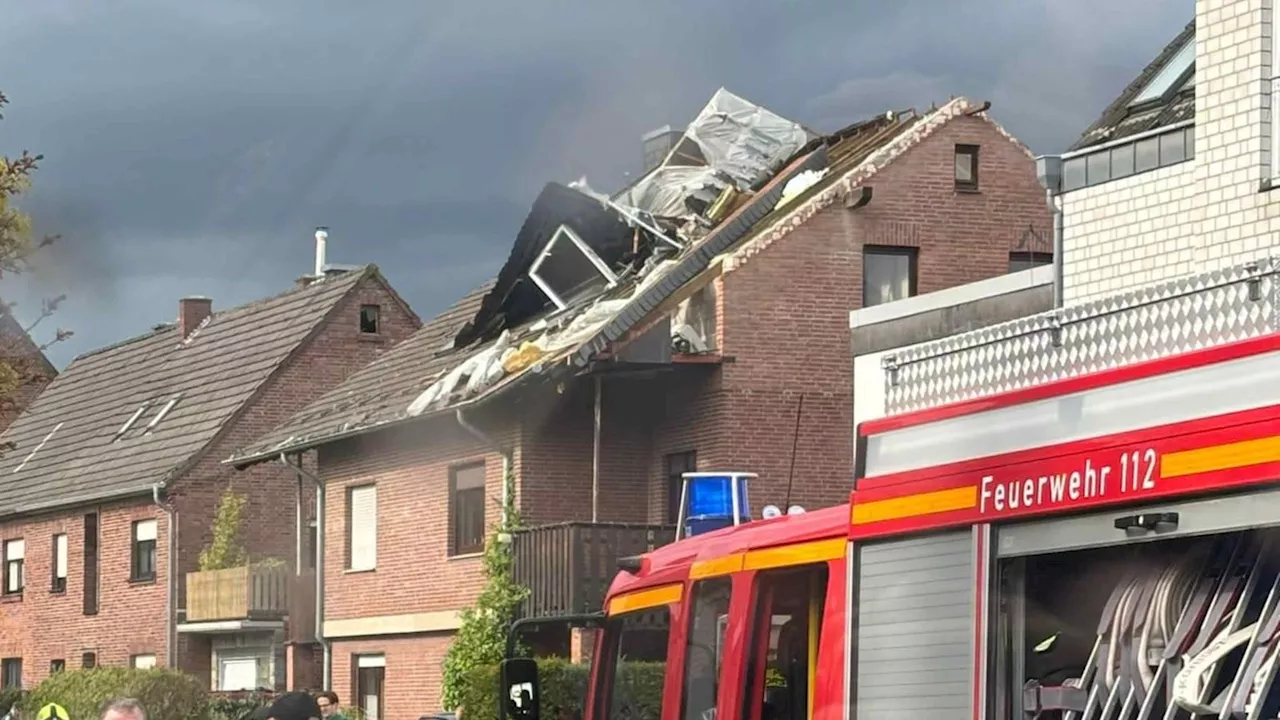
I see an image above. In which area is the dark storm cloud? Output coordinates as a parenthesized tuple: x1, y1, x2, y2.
(1, 0, 1191, 367)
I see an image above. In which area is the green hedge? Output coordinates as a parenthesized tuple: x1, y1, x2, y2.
(25, 668, 209, 720)
(459, 659, 664, 720)
(0, 688, 25, 715)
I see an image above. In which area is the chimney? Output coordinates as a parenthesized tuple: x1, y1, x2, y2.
(178, 296, 212, 339)
(314, 226, 329, 278)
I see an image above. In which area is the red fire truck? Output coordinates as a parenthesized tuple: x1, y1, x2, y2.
(502, 332, 1280, 720)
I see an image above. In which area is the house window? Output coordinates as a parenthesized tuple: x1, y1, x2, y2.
(665, 451, 697, 524)
(83, 513, 99, 615)
(347, 485, 378, 572)
(3, 540, 24, 595)
(862, 246, 918, 308)
(355, 654, 386, 720)
(954, 144, 980, 191)
(52, 533, 67, 593)
(131, 519, 158, 582)
(49, 659, 64, 674)
(1, 659, 19, 689)
(81, 652, 96, 669)
(307, 521, 318, 570)
(359, 305, 380, 334)
(1009, 251, 1054, 273)
(130, 654, 157, 670)
(450, 463, 486, 556)
(216, 649, 271, 691)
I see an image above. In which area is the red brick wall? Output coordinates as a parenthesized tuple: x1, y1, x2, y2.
(669, 115, 1051, 515)
(0, 499, 168, 686)
(329, 635, 453, 718)
(170, 272, 419, 682)
(0, 271, 419, 691)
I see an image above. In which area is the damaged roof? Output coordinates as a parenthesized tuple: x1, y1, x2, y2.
(1071, 21, 1195, 151)
(0, 267, 378, 517)
(229, 90, 998, 467)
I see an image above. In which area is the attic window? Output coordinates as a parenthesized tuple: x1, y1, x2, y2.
(113, 402, 153, 441)
(360, 305, 380, 334)
(527, 224, 619, 310)
(1129, 39, 1195, 106)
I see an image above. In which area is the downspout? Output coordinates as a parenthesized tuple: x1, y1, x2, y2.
(591, 375, 602, 523)
(1035, 155, 1066, 308)
(282, 453, 330, 690)
(456, 408, 513, 524)
(151, 483, 178, 669)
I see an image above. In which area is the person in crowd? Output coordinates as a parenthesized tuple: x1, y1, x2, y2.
(315, 692, 347, 720)
(100, 698, 146, 720)
(267, 692, 322, 720)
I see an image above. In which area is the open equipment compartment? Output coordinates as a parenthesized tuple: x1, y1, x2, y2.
(992, 493, 1280, 720)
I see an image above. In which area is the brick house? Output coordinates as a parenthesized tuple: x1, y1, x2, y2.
(228, 90, 1050, 716)
(0, 261, 418, 693)
(0, 309, 58, 433)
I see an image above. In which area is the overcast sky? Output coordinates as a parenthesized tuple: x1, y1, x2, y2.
(2, 0, 1189, 368)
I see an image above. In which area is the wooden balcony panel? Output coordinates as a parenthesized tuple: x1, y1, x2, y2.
(185, 564, 291, 623)
(511, 522, 676, 619)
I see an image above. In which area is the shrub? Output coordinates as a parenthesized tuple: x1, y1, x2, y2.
(0, 688, 25, 715)
(25, 667, 208, 720)
(208, 691, 275, 720)
(199, 488, 248, 571)
(457, 658, 664, 720)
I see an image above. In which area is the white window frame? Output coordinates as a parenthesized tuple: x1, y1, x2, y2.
(527, 224, 619, 310)
(3, 539, 24, 595)
(1130, 37, 1195, 106)
(348, 485, 378, 572)
(53, 533, 68, 591)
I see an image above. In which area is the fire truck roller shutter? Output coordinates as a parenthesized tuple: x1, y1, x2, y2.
(853, 528, 974, 720)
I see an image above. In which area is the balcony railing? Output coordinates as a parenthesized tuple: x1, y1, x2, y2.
(512, 522, 676, 618)
(185, 563, 291, 623)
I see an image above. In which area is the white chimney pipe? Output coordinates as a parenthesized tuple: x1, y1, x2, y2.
(314, 226, 328, 277)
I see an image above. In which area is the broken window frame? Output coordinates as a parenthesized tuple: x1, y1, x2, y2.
(527, 224, 621, 311)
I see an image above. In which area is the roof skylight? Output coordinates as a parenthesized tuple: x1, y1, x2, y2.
(1129, 39, 1195, 106)
(144, 395, 181, 434)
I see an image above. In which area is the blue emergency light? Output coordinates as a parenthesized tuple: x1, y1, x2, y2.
(677, 472, 757, 539)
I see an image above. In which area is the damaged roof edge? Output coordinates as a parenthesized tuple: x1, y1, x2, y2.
(570, 145, 831, 367)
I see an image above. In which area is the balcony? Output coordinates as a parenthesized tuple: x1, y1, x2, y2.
(511, 522, 676, 618)
(185, 563, 301, 624)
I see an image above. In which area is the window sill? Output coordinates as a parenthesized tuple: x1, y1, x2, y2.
(448, 552, 484, 562)
(0, 592, 22, 603)
(954, 186, 982, 195)
(129, 576, 157, 586)
(50, 588, 66, 596)
(344, 567, 376, 575)
(357, 334, 387, 344)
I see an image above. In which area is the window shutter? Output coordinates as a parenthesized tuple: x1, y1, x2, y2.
(54, 535, 67, 579)
(135, 519, 158, 542)
(349, 486, 377, 571)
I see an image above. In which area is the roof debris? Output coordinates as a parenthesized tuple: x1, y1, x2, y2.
(230, 89, 1003, 466)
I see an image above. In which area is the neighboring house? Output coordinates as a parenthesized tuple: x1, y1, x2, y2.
(1052, 6, 1280, 304)
(228, 89, 1050, 716)
(0, 259, 419, 693)
(0, 310, 58, 433)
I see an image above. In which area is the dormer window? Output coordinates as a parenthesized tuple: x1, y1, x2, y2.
(360, 305, 380, 334)
(528, 224, 619, 310)
(1129, 38, 1194, 106)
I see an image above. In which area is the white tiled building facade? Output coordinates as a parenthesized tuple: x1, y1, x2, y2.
(1064, 0, 1280, 304)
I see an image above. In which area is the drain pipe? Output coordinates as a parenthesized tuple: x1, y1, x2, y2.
(281, 453, 330, 689)
(1036, 155, 1066, 308)
(151, 483, 178, 669)
(456, 408, 512, 524)
(591, 375, 602, 522)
